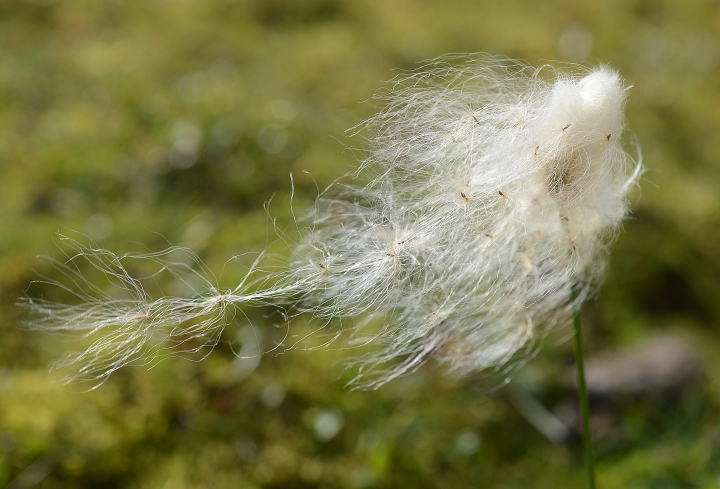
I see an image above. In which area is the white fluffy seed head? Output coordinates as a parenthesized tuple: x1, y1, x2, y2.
(23, 55, 641, 389)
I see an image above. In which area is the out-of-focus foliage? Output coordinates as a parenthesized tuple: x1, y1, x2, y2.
(1, 0, 720, 487)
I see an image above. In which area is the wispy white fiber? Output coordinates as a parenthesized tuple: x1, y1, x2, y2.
(22, 55, 642, 388)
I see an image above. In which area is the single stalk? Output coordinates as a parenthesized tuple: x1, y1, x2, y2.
(572, 286, 596, 489)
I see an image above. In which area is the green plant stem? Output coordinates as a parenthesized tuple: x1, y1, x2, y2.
(572, 287, 596, 489)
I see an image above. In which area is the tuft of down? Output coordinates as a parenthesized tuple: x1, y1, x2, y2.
(22, 55, 642, 389)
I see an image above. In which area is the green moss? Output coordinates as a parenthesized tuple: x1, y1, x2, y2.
(2, 0, 720, 487)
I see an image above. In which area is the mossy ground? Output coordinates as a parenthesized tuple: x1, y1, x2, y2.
(2, 0, 720, 487)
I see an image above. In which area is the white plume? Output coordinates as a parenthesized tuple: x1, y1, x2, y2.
(22, 55, 642, 388)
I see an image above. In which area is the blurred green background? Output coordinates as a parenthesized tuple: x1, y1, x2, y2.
(2, 0, 720, 487)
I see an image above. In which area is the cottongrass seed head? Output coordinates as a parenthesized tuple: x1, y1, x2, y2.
(22, 55, 642, 389)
